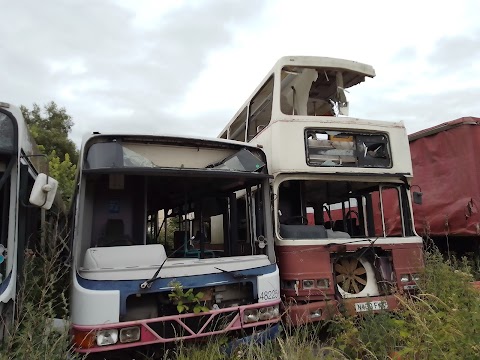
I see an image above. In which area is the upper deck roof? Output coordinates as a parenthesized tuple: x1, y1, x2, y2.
(274, 56, 375, 81)
(218, 56, 376, 139)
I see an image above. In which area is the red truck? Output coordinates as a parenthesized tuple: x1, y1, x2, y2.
(407, 117, 480, 257)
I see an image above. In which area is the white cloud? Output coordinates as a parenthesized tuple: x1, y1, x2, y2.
(175, 0, 480, 135)
(1, 0, 480, 144)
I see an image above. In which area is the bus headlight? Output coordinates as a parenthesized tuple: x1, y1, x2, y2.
(302, 280, 315, 289)
(400, 274, 410, 283)
(317, 279, 330, 289)
(119, 326, 141, 343)
(258, 305, 280, 320)
(271, 305, 280, 318)
(245, 305, 279, 323)
(96, 329, 118, 346)
(310, 309, 322, 319)
(411, 273, 420, 281)
(244, 309, 259, 323)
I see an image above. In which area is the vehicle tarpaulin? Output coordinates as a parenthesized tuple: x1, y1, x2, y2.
(409, 117, 480, 237)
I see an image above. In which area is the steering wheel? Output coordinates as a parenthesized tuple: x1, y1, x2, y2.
(285, 215, 309, 225)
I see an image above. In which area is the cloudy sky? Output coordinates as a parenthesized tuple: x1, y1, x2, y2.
(2, 0, 480, 145)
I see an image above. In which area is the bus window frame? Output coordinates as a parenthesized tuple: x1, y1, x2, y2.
(304, 128, 393, 169)
(247, 75, 274, 141)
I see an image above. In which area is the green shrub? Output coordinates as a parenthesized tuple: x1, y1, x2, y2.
(329, 249, 480, 359)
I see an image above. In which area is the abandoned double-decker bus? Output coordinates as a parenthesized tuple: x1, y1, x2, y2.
(70, 133, 280, 354)
(0, 102, 59, 340)
(219, 56, 424, 325)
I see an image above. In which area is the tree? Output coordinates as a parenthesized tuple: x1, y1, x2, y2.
(21, 102, 78, 205)
(48, 151, 76, 205)
(20, 102, 78, 165)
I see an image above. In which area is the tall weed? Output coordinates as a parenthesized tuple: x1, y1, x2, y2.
(330, 249, 480, 359)
(0, 217, 80, 360)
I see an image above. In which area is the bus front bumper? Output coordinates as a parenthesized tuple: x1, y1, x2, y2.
(71, 299, 281, 353)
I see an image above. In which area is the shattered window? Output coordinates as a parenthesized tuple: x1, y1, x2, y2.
(85, 142, 157, 169)
(208, 149, 265, 172)
(305, 129, 391, 168)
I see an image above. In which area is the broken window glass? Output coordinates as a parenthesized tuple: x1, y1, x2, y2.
(208, 149, 265, 172)
(305, 129, 391, 168)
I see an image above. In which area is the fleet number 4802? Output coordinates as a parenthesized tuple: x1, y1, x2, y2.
(259, 289, 279, 301)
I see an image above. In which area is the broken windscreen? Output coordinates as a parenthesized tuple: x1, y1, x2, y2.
(85, 140, 267, 173)
(208, 149, 265, 172)
(85, 141, 158, 169)
(305, 129, 391, 168)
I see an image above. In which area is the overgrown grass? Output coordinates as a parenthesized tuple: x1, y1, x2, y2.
(172, 249, 480, 360)
(0, 218, 81, 360)
(328, 249, 480, 359)
(3, 238, 479, 359)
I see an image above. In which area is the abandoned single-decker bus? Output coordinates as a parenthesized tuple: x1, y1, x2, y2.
(70, 133, 280, 354)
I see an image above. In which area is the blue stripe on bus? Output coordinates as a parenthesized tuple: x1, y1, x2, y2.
(0, 272, 11, 295)
(77, 263, 276, 317)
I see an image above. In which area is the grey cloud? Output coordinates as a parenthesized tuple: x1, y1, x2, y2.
(357, 32, 480, 134)
(428, 31, 480, 72)
(355, 87, 480, 134)
(0, 0, 265, 145)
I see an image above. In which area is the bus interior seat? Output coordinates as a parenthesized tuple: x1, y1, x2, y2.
(332, 220, 345, 232)
(97, 219, 132, 247)
(280, 224, 327, 239)
(326, 229, 351, 239)
(333, 218, 360, 236)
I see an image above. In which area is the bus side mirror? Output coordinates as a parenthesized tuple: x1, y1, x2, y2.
(413, 191, 423, 205)
(29, 173, 59, 210)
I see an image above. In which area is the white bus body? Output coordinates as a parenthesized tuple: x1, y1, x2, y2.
(0, 102, 59, 339)
(70, 133, 280, 354)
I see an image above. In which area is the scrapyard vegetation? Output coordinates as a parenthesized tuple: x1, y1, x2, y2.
(2, 244, 479, 359)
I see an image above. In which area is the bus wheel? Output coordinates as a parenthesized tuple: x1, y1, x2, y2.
(0, 301, 14, 346)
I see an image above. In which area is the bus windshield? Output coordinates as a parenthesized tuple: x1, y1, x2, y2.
(77, 139, 274, 278)
(277, 179, 414, 240)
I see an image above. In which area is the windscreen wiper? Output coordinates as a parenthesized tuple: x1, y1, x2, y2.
(140, 244, 185, 289)
(214, 266, 262, 280)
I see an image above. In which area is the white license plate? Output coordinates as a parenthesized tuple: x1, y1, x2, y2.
(354, 300, 388, 312)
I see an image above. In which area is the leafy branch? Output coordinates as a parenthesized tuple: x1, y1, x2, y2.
(168, 281, 209, 314)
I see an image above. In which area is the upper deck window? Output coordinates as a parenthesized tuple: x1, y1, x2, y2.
(280, 66, 360, 117)
(247, 76, 274, 141)
(305, 129, 391, 168)
(0, 113, 15, 154)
